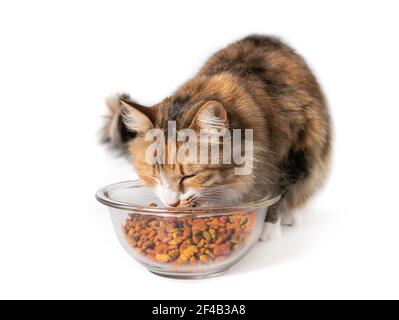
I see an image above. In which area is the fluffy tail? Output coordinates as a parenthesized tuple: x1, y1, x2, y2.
(100, 93, 135, 151)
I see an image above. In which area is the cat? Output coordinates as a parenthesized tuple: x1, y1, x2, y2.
(101, 35, 332, 241)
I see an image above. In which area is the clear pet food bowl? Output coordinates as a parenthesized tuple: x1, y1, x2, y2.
(96, 180, 280, 279)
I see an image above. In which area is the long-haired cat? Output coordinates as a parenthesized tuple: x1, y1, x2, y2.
(101, 35, 332, 240)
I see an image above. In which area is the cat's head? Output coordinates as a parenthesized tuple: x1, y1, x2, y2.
(102, 95, 256, 207)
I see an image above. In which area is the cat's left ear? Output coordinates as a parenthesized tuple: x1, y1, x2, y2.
(192, 100, 228, 132)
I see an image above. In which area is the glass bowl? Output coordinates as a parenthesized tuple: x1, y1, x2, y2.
(96, 180, 280, 279)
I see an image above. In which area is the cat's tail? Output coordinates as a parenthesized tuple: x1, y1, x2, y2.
(100, 93, 135, 152)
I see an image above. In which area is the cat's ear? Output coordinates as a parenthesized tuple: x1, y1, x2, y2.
(192, 100, 228, 132)
(101, 94, 156, 151)
(120, 99, 155, 133)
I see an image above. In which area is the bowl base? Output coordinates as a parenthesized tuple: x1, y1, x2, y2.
(148, 267, 230, 280)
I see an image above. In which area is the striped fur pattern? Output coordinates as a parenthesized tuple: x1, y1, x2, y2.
(101, 35, 332, 226)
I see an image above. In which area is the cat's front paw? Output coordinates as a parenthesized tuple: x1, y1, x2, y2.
(281, 210, 304, 227)
(260, 221, 282, 241)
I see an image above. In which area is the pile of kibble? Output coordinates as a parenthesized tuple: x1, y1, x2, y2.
(123, 212, 256, 266)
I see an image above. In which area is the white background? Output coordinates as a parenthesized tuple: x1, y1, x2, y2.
(0, 0, 398, 300)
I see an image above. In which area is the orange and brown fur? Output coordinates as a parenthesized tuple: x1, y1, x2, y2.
(102, 35, 332, 240)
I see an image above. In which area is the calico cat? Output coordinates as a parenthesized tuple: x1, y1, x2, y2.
(101, 35, 332, 241)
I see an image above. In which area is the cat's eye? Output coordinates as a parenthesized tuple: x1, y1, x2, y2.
(180, 174, 196, 185)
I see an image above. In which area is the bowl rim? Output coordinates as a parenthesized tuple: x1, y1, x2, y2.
(95, 180, 281, 216)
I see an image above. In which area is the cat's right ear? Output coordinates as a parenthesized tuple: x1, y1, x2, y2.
(101, 94, 155, 149)
(120, 99, 154, 133)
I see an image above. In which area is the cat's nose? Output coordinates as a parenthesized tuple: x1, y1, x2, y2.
(166, 200, 180, 207)
(163, 189, 180, 207)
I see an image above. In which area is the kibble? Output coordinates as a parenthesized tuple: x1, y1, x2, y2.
(123, 210, 256, 266)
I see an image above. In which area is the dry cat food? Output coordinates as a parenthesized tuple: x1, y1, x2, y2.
(123, 211, 256, 266)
